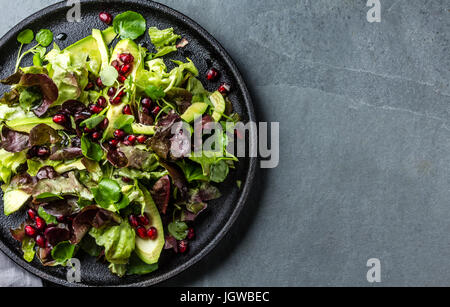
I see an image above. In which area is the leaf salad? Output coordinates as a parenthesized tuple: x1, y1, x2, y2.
(0, 11, 239, 277)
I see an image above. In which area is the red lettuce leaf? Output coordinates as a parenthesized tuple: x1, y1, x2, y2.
(151, 175, 171, 214)
(1, 126, 30, 152)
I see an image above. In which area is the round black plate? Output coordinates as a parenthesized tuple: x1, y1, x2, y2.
(0, 0, 256, 287)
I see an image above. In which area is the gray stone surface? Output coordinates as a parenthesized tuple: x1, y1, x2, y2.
(0, 0, 449, 287)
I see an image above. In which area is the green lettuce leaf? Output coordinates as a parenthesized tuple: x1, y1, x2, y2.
(148, 27, 180, 58)
(0, 149, 27, 183)
(89, 220, 135, 265)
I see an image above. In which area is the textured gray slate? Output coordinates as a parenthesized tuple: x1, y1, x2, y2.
(0, 0, 449, 287)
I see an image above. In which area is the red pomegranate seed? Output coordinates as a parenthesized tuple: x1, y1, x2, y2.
(56, 216, 66, 223)
(117, 89, 126, 97)
(122, 177, 132, 183)
(52, 114, 66, 125)
(122, 105, 132, 115)
(128, 215, 139, 228)
(37, 147, 49, 157)
(147, 227, 157, 240)
(120, 64, 132, 75)
(89, 104, 102, 114)
(117, 75, 126, 83)
(99, 118, 109, 130)
(84, 126, 94, 134)
(24, 225, 37, 238)
(27, 209, 37, 221)
(136, 226, 147, 239)
(178, 240, 188, 253)
(151, 106, 161, 116)
(122, 140, 131, 146)
(91, 132, 101, 140)
(136, 135, 147, 144)
(85, 82, 94, 91)
(111, 60, 120, 71)
(35, 235, 46, 248)
(111, 96, 122, 105)
(109, 139, 120, 147)
(138, 214, 149, 226)
(119, 53, 134, 64)
(113, 129, 126, 139)
(107, 87, 117, 97)
(218, 83, 230, 94)
(187, 227, 195, 240)
(141, 97, 152, 108)
(125, 135, 136, 145)
(35, 216, 46, 231)
(99, 12, 113, 25)
(206, 68, 219, 81)
(96, 77, 104, 88)
(97, 96, 107, 107)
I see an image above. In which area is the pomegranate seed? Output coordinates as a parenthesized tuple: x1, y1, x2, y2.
(119, 53, 134, 64)
(37, 147, 49, 157)
(206, 68, 219, 81)
(125, 135, 136, 145)
(113, 129, 126, 139)
(122, 177, 132, 183)
(141, 97, 152, 108)
(35, 216, 46, 231)
(24, 225, 37, 238)
(178, 240, 188, 253)
(99, 118, 109, 130)
(52, 114, 66, 125)
(138, 214, 149, 226)
(129, 215, 139, 228)
(147, 227, 157, 240)
(218, 83, 230, 94)
(111, 60, 120, 71)
(117, 75, 126, 83)
(111, 96, 122, 105)
(35, 235, 46, 248)
(27, 209, 37, 221)
(56, 216, 66, 223)
(97, 96, 107, 107)
(107, 87, 117, 97)
(136, 226, 147, 239)
(136, 135, 147, 144)
(85, 82, 94, 91)
(84, 126, 94, 133)
(122, 105, 132, 115)
(91, 132, 101, 140)
(109, 139, 120, 147)
(151, 106, 161, 116)
(89, 104, 102, 114)
(117, 89, 126, 97)
(187, 227, 195, 240)
(120, 64, 132, 75)
(96, 77, 104, 88)
(99, 12, 113, 25)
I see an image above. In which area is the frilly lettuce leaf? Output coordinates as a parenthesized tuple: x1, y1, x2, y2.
(0, 149, 27, 183)
(89, 220, 135, 265)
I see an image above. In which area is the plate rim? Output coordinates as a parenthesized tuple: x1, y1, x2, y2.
(0, 0, 257, 287)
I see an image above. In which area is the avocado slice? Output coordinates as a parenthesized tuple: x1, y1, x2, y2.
(6, 117, 64, 133)
(4, 189, 30, 216)
(135, 185, 165, 264)
(180, 103, 208, 123)
(92, 29, 110, 70)
(110, 39, 141, 75)
(55, 159, 86, 174)
(131, 123, 155, 135)
(65, 27, 116, 75)
(209, 91, 226, 122)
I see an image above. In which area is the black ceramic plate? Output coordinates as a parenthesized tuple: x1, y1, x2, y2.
(0, 0, 256, 287)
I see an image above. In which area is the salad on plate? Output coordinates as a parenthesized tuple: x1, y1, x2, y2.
(0, 10, 239, 277)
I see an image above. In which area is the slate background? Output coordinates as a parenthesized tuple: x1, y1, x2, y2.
(0, 0, 449, 287)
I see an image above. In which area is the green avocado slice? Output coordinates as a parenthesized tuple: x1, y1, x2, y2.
(209, 91, 226, 122)
(4, 189, 30, 216)
(180, 102, 208, 123)
(135, 185, 165, 264)
(92, 29, 110, 70)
